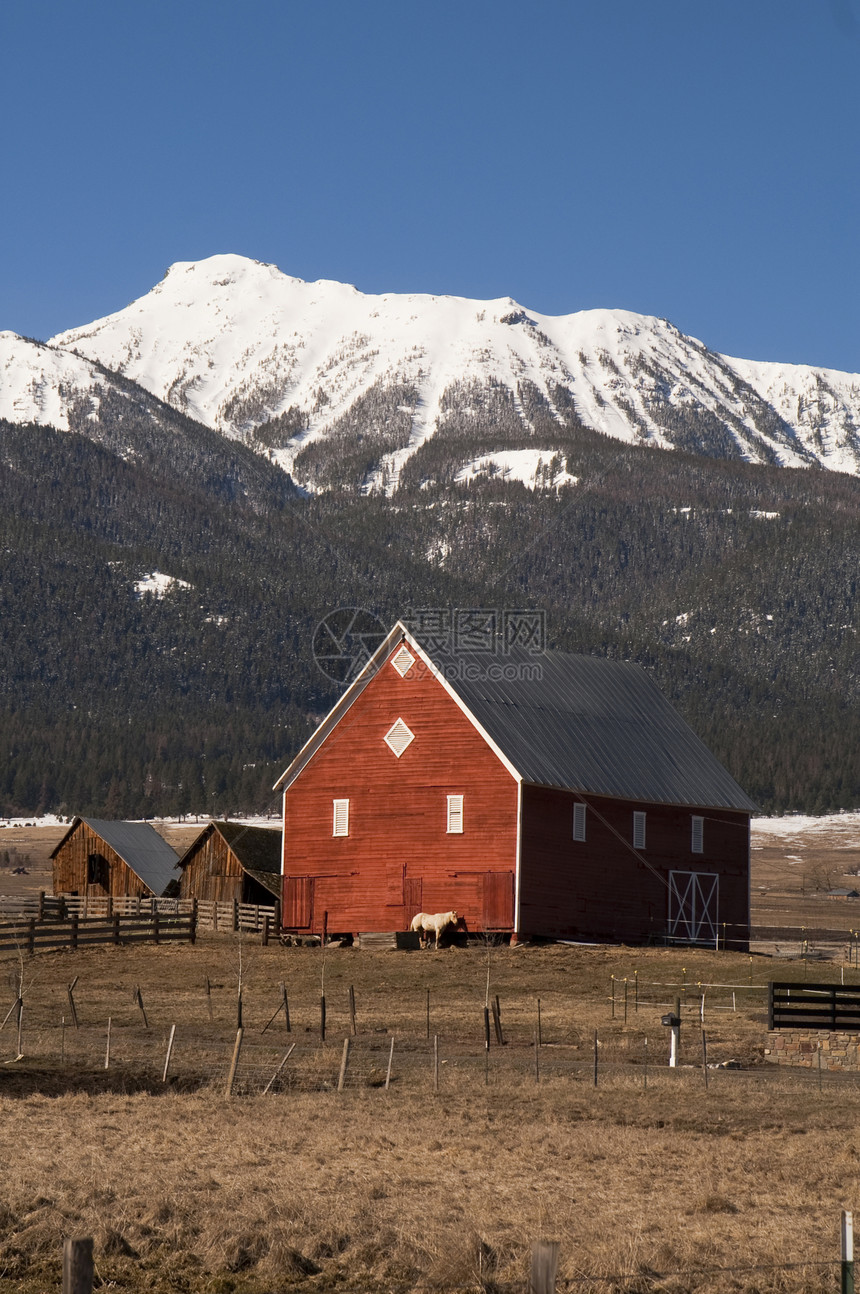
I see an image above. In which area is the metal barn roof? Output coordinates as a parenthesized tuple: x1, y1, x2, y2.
(178, 821, 282, 898)
(436, 646, 758, 812)
(51, 818, 181, 895)
(274, 621, 757, 813)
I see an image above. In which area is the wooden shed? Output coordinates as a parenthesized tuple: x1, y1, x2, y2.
(274, 621, 756, 947)
(51, 818, 180, 898)
(177, 821, 282, 904)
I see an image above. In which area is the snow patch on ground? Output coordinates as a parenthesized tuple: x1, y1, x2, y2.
(752, 811, 860, 839)
(134, 571, 192, 598)
(455, 449, 578, 489)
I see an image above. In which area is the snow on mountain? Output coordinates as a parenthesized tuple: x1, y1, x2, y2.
(455, 448, 578, 490)
(28, 253, 860, 491)
(0, 331, 104, 430)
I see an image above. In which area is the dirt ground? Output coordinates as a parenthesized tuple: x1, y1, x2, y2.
(1, 816, 859, 1291)
(1, 933, 859, 1293)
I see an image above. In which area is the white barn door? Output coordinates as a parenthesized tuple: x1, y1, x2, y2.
(667, 871, 719, 944)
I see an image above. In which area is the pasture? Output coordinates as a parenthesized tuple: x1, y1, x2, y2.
(1, 933, 860, 1294)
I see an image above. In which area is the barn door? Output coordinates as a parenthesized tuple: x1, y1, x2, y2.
(284, 876, 314, 929)
(483, 871, 514, 930)
(668, 871, 718, 944)
(403, 877, 422, 927)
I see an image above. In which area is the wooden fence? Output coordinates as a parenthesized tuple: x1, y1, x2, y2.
(0, 912, 195, 955)
(0, 893, 280, 948)
(768, 981, 860, 1030)
(52, 894, 279, 935)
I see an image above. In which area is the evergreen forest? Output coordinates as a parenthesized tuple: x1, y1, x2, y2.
(0, 398, 857, 820)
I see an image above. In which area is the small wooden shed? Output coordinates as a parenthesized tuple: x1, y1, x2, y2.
(177, 821, 282, 905)
(51, 818, 180, 898)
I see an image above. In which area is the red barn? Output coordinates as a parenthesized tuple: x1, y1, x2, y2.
(274, 622, 755, 946)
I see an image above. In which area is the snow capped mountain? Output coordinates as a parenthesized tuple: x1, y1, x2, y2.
(7, 254, 860, 492)
(0, 331, 106, 430)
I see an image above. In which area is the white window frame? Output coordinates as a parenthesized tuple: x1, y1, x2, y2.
(447, 794, 464, 834)
(691, 815, 704, 854)
(332, 798, 349, 837)
(573, 801, 587, 842)
(633, 811, 646, 850)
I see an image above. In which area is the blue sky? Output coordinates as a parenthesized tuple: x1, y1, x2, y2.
(2, 0, 858, 370)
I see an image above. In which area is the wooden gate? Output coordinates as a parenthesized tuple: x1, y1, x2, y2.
(483, 871, 514, 930)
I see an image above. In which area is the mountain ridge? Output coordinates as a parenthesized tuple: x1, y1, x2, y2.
(29, 254, 858, 490)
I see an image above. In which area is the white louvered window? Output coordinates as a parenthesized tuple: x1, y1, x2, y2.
(573, 802, 587, 842)
(384, 717, 415, 758)
(391, 645, 415, 677)
(633, 811, 646, 850)
(691, 815, 704, 854)
(332, 798, 349, 837)
(447, 794, 464, 834)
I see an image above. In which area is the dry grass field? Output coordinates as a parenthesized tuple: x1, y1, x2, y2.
(0, 817, 859, 1292)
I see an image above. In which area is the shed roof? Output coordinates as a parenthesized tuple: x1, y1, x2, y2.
(275, 622, 756, 814)
(51, 818, 180, 896)
(178, 822, 282, 898)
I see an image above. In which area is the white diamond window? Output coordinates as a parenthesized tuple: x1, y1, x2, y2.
(391, 645, 415, 677)
(384, 717, 415, 758)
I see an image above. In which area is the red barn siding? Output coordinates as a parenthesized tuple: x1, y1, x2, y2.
(283, 650, 519, 933)
(519, 785, 749, 944)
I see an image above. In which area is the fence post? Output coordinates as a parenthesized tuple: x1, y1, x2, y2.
(27, 917, 35, 955)
(433, 1034, 439, 1092)
(529, 1240, 560, 1294)
(337, 1037, 351, 1091)
(113, 913, 120, 946)
(37, 890, 45, 921)
(385, 1036, 395, 1090)
(492, 995, 504, 1045)
(261, 914, 269, 946)
(534, 1029, 540, 1084)
(842, 1209, 854, 1294)
(348, 985, 357, 1035)
(70, 915, 78, 952)
(67, 976, 79, 1029)
(153, 913, 160, 946)
(189, 905, 197, 945)
(273, 898, 281, 933)
(63, 1237, 94, 1294)
(163, 1024, 176, 1082)
(225, 1027, 243, 1097)
(262, 1043, 296, 1095)
(104, 1018, 112, 1070)
(232, 899, 239, 933)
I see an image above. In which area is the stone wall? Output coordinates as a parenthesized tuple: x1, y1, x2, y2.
(765, 1030, 860, 1070)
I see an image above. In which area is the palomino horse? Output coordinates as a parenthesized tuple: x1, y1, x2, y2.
(410, 910, 459, 949)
